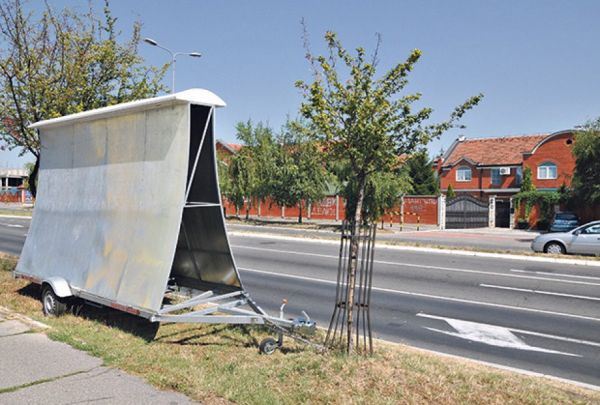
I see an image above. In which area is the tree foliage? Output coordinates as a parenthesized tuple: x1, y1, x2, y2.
(270, 119, 330, 223)
(0, 0, 167, 195)
(572, 117, 600, 205)
(296, 31, 482, 225)
(405, 150, 439, 195)
(226, 151, 256, 218)
(225, 120, 278, 219)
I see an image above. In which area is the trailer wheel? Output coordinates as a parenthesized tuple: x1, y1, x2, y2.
(259, 337, 278, 355)
(42, 285, 67, 317)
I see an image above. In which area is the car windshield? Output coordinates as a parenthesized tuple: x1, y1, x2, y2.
(555, 213, 577, 220)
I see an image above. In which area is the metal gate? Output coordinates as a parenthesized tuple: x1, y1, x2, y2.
(445, 195, 489, 229)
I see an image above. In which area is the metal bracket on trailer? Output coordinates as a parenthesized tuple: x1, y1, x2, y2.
(151, 289, 321, 353)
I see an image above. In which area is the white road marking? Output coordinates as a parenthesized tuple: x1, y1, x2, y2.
(416, 313, 580, 356)
(232, 244, 600, 286)
(511, 268, 600, 281)
(237, 267, 600, 322)
(480, 284, 600, 302)
(0, 223, 23, 228)
(417, 313, 600, 348)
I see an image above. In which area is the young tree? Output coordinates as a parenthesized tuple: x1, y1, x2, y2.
(0, 0, 167, 196)
(446, 184, 456, 199)
(270, 119, 330, 223)
(405, 150, 440, 195)
(572, 117, 600, 205)
(296, 30, 482, 353)
(232, 120, 278, 219)
(226, 151, 256, 219)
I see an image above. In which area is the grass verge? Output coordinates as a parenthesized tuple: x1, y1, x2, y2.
(1, 257, 598, 404)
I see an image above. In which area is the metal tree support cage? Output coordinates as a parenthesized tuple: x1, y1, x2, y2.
(15, 89, 314, 343)
(326, 220, 376, 354)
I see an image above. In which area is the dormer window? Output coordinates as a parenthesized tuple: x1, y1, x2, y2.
(537, 162, 557, 180)
(456, 166, 472, 182)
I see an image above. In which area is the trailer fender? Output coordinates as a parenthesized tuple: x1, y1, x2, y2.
(42, 277, 73, 298)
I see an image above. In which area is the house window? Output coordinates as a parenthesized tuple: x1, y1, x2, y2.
(491, 168, 501, 185)
(537, 162, 557, 180)
(515, 167, 523, 185)
(456, 166, 472, 182)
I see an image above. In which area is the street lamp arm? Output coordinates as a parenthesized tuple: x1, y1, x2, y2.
(173, 51, 202, 58)
(143, 36, 202, 94)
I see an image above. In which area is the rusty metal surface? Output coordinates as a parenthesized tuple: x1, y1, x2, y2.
(17, 103, 189, 312)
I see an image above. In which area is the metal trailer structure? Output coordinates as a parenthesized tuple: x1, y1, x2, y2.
(14, 89, 314, 354)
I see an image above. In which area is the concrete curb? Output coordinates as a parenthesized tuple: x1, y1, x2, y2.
(0, 306, 48, 330)
(0, 214, 32, 219)
(228, 230, 600, 267)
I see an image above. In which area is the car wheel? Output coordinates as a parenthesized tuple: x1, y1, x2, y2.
(42, 285, 68, 317)
(544, 242, 565, 255)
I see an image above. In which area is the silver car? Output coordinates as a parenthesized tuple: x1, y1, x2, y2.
(531, 220, 600, 255)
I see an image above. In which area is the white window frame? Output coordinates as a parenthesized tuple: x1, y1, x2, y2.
(537, 162, 557, 180)
(456, 166, 472, 182)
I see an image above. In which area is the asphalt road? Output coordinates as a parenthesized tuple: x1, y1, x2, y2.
(1, 216, 599, 387)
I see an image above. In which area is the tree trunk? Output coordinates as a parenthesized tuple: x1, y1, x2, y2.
(298, 201, 303, 224)
(28, 157, 40, 198)
(346, 175, 366, 354)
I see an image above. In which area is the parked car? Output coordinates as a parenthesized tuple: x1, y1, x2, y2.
(531, 220, 600, 255)
(549, 212, 580, 232)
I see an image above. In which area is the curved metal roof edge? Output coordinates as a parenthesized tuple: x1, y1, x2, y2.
(29, 88, 226, 130)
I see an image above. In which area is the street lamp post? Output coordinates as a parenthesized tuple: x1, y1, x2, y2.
(143, 37, 202, 94)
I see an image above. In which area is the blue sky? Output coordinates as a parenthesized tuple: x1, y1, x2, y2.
(2, 0, 599, 167)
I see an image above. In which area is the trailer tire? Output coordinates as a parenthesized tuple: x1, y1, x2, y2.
(259, 337, 278, 355)
(42, 285, 67, 317)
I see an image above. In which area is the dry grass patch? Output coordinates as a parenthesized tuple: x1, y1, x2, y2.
(1, 258, 598, 404)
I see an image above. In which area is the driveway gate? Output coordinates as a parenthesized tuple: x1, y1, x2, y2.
(445, 195, 489, 229)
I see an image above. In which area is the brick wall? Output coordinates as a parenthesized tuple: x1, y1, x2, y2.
(221, 194, 439, 225)
(440, 161, 480, 192)
(402, 196, 438, 224)
(523, 132, 575, 189)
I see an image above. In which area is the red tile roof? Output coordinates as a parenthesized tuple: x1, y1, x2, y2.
(444, 134, 549, 166)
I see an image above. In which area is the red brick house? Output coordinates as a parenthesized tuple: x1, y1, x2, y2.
(436, 130, 576, 228)
(437, 130, 575, 197)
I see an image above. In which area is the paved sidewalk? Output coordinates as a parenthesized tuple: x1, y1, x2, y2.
(0, 309, 194, 404)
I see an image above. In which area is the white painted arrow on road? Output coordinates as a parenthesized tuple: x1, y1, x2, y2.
(417, 313, 581, 357)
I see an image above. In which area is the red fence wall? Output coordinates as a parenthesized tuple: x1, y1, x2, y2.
(222, 195, 439, 225)
(402, 196, 438, 224)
